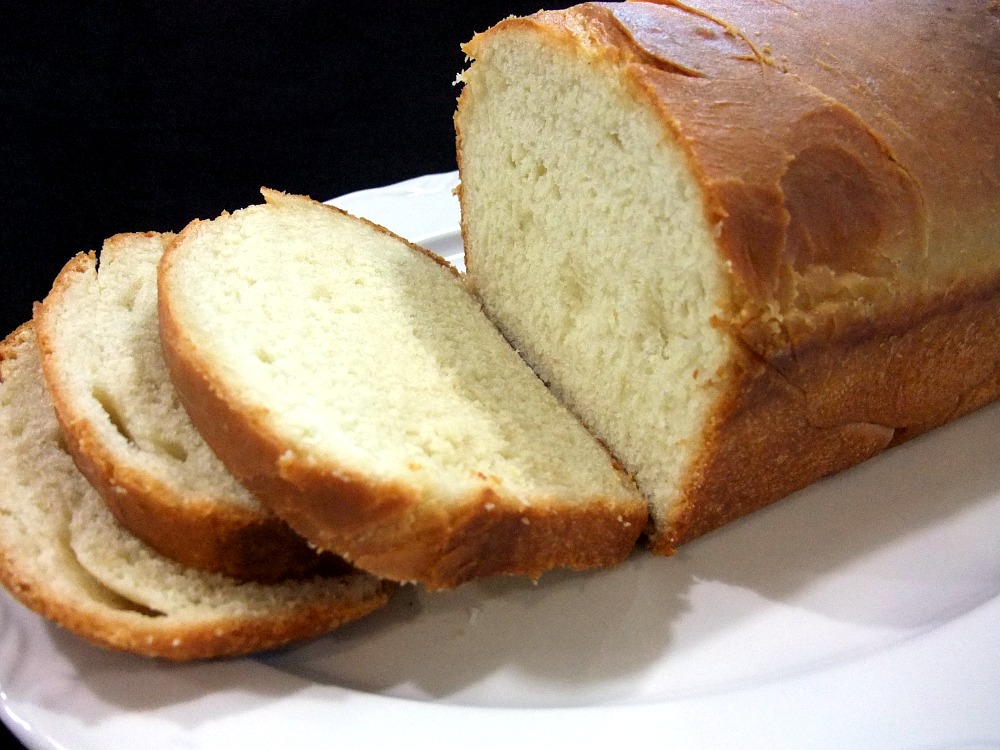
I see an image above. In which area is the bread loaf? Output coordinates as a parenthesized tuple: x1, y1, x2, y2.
(157, 189, 645, 588)
(455, 0, 1000, 552)
(34, 232, 333, 581)
(0, 324, 391, 660)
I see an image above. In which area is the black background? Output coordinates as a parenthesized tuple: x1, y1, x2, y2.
(1, 0, 566, 336)
(0, 2, 569, 747)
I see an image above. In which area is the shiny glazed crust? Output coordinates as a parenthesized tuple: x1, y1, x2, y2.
(460, 1, 1000, 553)
(158, 206, 646, 590)
(34, 245, 333, 582)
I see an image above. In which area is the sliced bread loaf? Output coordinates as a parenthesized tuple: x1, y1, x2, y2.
(34, 232, 330, 581)
(455, 2, 1000, 552)
(157, 189, 646, 589)
(0, 323, 390, 660)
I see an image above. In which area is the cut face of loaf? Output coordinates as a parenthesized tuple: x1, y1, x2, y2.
(458, 9, 733, 552)
(0, 324, 390, 660)
(34, 232, 330, 582)
(157, 189, 645, 589)
(456, 2, 1000, 551)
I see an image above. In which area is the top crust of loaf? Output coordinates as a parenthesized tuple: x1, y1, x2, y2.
(457, 2, 1000, 552)
(0, 323, 390, 660)
(466, 0, 1000, 350)
(34, 232, 331, 582)
(157, 189, 646, 589)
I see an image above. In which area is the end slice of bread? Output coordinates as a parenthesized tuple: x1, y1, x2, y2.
(34, 232, 331, 581)
(0, 323, 391, 660)
(158, 189, 646, 589)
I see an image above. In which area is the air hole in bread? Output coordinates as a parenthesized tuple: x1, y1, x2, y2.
(7, 418, 25, 439)
(310, 284, 334, 302)
(116, 276, 144, 313)
(150, 437, 188, 463)
(92, 386, 134, 444)
(107, 595, 167, 619)
(71, 549, 168, 618)
(54, 427, 70, 455)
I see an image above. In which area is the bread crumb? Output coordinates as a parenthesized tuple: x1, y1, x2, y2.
(521, 517, 531, 525)
(484, 502, 496, 511)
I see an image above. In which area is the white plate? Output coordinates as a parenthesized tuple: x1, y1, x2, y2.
(3, 172, 999, 750)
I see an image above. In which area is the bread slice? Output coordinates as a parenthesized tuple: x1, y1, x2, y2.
(157, 189, 645, 589)
(455, 2, 1000, 553)
(0, 323, 390, 660)
(34, 232, 330, 581)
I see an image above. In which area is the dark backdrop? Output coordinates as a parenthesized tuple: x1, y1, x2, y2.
(0, 2, 567, 747)
(1, 0, 564, 335)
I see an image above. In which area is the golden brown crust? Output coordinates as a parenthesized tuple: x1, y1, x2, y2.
(158, 201, 645, 590)
(252, 462, 645, 590)
(33, 245, 332, 582)
(2, 566, 388, 661)
(658, 276, 1000, 552)
(0, 323, 391, 661)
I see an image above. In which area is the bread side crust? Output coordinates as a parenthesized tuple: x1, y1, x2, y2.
(659, 278, 1000, 552)
(2, 569, 388, 662)
(34, 242, 332, 582)
(0, 323, 391, 660)
(158, 203, 646, 590)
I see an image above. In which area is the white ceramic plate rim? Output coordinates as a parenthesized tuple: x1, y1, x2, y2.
(1, 172, 998, 750)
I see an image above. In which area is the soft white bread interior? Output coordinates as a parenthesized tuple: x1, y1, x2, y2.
(158, 189, 645, 589)
(456, 1, 1000, 551)
(0, 323, 390, 660)
(458, 9, 732, 549)
(33, 232, 329, 581)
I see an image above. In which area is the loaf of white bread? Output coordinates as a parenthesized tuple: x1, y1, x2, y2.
(3, 0, 997, 656)
(34, 232, 333, 582)
(456, 0, 1000, 553)
(0, 324, 390, 660)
